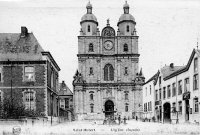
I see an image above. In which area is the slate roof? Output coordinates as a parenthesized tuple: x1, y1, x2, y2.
(164, 49, 200, 80)
(161, 65, 184, 79)
(0, 33, 44, 61)
(145, 70, 160, 85)
(59, 81, 73, 96)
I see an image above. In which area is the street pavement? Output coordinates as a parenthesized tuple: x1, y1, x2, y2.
(1, 119, 200, 135)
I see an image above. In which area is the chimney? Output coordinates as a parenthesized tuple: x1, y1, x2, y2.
(170, 63, 174, 69)
(21, 26, 28, 37)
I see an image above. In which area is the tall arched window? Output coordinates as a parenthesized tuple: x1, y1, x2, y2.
(104, 64, 114, 81)
(90, 93, 93, 100)
(89, 43, 94, 52)
(124, 44, 128, 52)
(88, 25, 90, 32)
(126, 25, 129, 32)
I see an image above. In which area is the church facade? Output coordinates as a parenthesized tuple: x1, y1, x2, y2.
(73, 2, 145, 120)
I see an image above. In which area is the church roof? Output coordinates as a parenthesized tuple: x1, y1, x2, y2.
(118, 14, 135, 26)
(80, 2, 98, 25)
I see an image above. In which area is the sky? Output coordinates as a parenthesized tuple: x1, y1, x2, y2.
(0, 0, 200, 90)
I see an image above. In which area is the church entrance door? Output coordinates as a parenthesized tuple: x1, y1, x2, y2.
(104, 100, 114, 118)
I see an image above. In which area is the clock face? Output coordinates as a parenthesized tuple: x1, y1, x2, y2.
(104, 41, 113, 50)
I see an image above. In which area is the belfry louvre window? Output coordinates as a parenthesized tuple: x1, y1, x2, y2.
(126, 25, 129, 32)
(124, 44, 128, 52)
(89, 43, 94, 52)
(104, 64, 114, 81)
(88, 25, 90, 32)
(24, 66, 35, 81)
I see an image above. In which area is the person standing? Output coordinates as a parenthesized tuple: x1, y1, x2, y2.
(118, 115, 121, 125)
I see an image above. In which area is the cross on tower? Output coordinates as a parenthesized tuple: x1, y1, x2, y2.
(107, 18, 110, 26)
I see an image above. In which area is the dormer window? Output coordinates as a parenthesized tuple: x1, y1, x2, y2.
(89, 43, 94, 52)
(124, 44, 128, 52)
(126, 25, 129, 32)
(88, 25, 90, 32)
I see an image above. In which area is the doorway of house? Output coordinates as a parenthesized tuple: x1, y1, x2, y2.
(104, 100, 114, 118)
(163, 102, 171, 123)
(185, 100, 189, 121)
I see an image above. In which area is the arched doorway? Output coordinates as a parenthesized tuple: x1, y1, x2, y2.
(104, 100, 114, 118)
(163, 102, 171, 123)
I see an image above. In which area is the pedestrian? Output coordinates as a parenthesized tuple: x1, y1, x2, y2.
(118, 115, 121, 125)
(136, 116, 138, 121)
(124, 117, 127, 124)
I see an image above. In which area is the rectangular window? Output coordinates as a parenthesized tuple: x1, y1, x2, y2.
(146, 87, 147, 96)
(172, 83, 176, 97)
(178, 80, 182, 95)
(185, 78, 190, 92)
(24, 66, 35, 81)
(194, 98, 199, 113)
(155, 90, 158, 101)
(163, 87, 166, 99)
(90, 104, 94, 113)
(150, 85, 151, 95)
(178, 101, 182, 114)
(167, 85, 171, 98)
(0, 67, 2, 82)
(193, 74, 198, 90)
(194, 58, 198, 73)
(150, 101, 152, 111)
(65, 98, 69, 108)
(159, 89, 161, 100)
(0, 91, 2, 103)
(24, 91, 35, 110)
(125, 105, 128, 112)
(172, 102, 176, 113)
(159, 76, 161, 85)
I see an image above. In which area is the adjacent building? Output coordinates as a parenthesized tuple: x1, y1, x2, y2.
(142, 71, 159, 120)
(59, 81, 73, 121)
(73, 2, 145, 120)
(0, 27, 60, 119)
(143, 49, 200, 124)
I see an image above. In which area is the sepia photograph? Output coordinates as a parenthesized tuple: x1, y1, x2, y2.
(0, 0, 200, 134)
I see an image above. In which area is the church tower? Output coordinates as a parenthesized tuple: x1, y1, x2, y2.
(73, 1, 145, 120)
